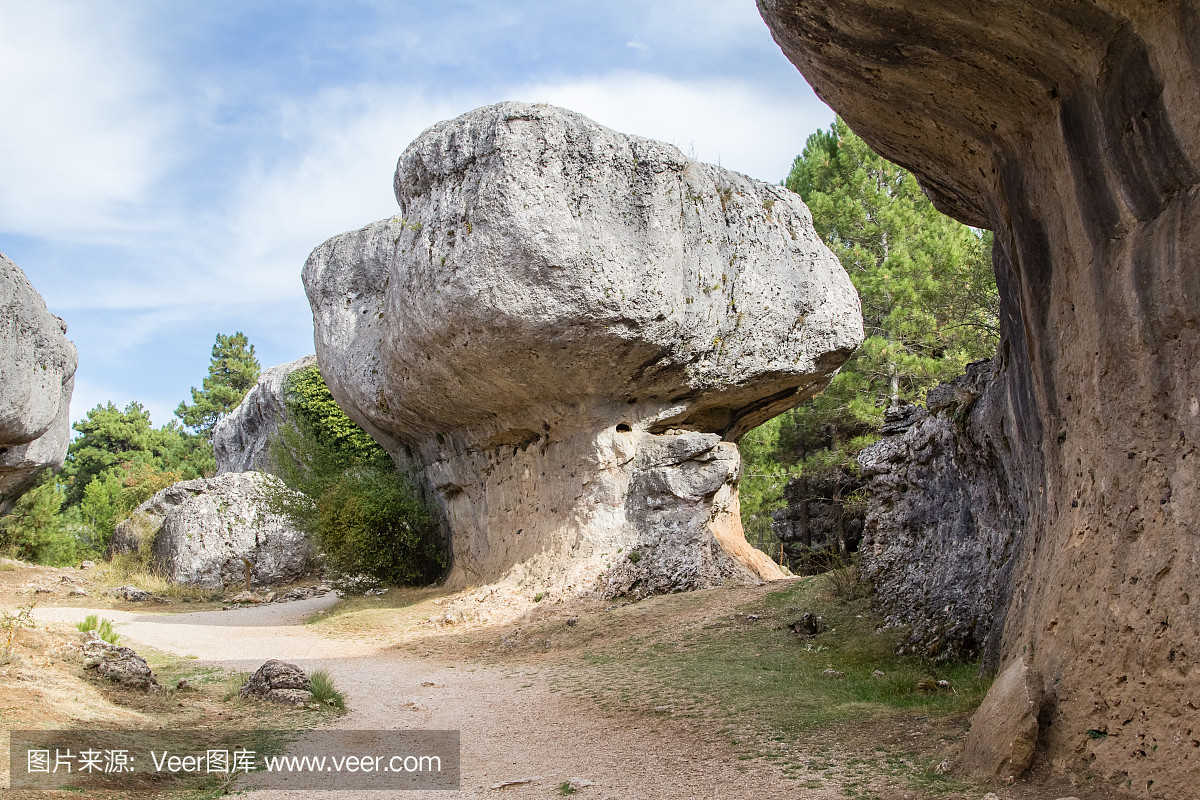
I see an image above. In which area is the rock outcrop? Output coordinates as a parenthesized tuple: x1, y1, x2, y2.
(213, 355, 316, 474)
(111, 472, 311, 588)
(857, 360, 1020, 661)
(760, 0, 1200, 790)
(303, 102, 862, 595)
(82, 631, 161, 690)
(0, 252, 77, 514)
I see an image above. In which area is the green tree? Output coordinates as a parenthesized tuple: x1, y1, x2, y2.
(63, 402, 211, 508)
(740, 118, 999, 568)
(175, 332, 261, 437)
(0, 471, 81, 565)
(787, 117, 998, 404)
(63, 402, 156, 506)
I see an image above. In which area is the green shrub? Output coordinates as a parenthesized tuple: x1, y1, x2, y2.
(316, 469, 445, 586)
(267, 366, 447, 587)
(308, 669, 345, 710)
(76, 614, 120, 644)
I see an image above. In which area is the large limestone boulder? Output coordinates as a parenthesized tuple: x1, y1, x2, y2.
(111, 472, 312, 588)
(0, 252, 77, 514)
(760, 0, 1200, 790)
(213, 355, 316, 474)
(303, 102, 862, 594)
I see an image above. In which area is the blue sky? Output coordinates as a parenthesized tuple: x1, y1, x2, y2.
(0, 0, 833, 431)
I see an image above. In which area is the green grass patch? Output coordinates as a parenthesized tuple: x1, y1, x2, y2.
(75, 614, 120, 644)
(308, 669, 346, 710)
(560, 578, 988, 734)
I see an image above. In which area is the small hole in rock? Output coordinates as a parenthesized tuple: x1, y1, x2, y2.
(616, 423, 632, 432)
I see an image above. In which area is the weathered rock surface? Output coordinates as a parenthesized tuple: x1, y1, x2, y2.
(82, 631, 160, 690)
(0, 252, 77, 514)
(858, 360, 1020, 661)
(240, 659, 311, 706)
(760, 0, 1200, 791)
(961, 657, 1043, 781)
(213, 355, 316, 474)
(303, 102, 862, 594)
(111, 472, 311, 588)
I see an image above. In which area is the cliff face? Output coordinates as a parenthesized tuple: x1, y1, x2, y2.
(304, 102, 863, 596)
(760, 0, 1200, 790)
(213, 355, 317, 475)
(0, 252, 77, 514)
(858, 361, 1022, 662)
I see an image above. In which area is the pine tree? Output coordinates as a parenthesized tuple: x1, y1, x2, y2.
(175, 332, 261, 437)
(740, 118, 999, 568)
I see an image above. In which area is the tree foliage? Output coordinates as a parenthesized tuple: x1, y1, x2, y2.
(0, 472, 81, 566)
(175, 332, 261, 437)
(267, 365, 446, 586)
(741, 118, 999, 565)
(63, 402, 211, 507)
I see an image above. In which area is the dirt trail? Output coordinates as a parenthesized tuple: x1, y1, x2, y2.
(36, 600, 841, 800)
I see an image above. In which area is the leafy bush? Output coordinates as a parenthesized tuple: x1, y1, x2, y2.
(268, 365, 447, 586)
(315, 468, 445, 586)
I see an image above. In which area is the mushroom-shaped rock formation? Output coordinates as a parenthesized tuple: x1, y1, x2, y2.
(760, 0, 1200, 790)
(304, 102, 862, 594)
(214, 355, 317, 475)
(1, 252, 77, 514)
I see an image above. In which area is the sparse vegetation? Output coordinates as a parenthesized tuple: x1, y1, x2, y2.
(308, 668, 346, 710)
(2, 600, 36, 656)
(76, 613, 120, 644)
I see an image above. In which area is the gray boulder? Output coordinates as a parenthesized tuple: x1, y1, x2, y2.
(213, 355, 316, 474)
(82, 632, 160, 690)
(111, 472, 312, 588)
(303, 102, 862, 593)
(0, 252, 77, 513)
(240, 659, 311, 706)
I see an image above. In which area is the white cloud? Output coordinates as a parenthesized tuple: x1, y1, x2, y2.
(514, 72, 830, 183)
(626, 39, 651, 56)
(0, 1, 175, 240)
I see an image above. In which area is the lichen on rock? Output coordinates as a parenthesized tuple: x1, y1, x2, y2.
(303, 102, 863, 595)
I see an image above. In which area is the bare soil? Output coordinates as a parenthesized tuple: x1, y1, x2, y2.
(1, 561, 1108, 799)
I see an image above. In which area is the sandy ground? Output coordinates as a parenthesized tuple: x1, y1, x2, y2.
(34, 600, 848, 800)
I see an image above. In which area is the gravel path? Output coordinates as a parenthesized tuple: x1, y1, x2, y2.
(37, 601, 837, 799)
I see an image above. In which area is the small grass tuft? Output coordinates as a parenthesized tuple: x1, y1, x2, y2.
(558, 781, 577, 795)
(308, 669, 346, 710)
(222, 671, 251, 702)
(75, 614, 119, 644)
